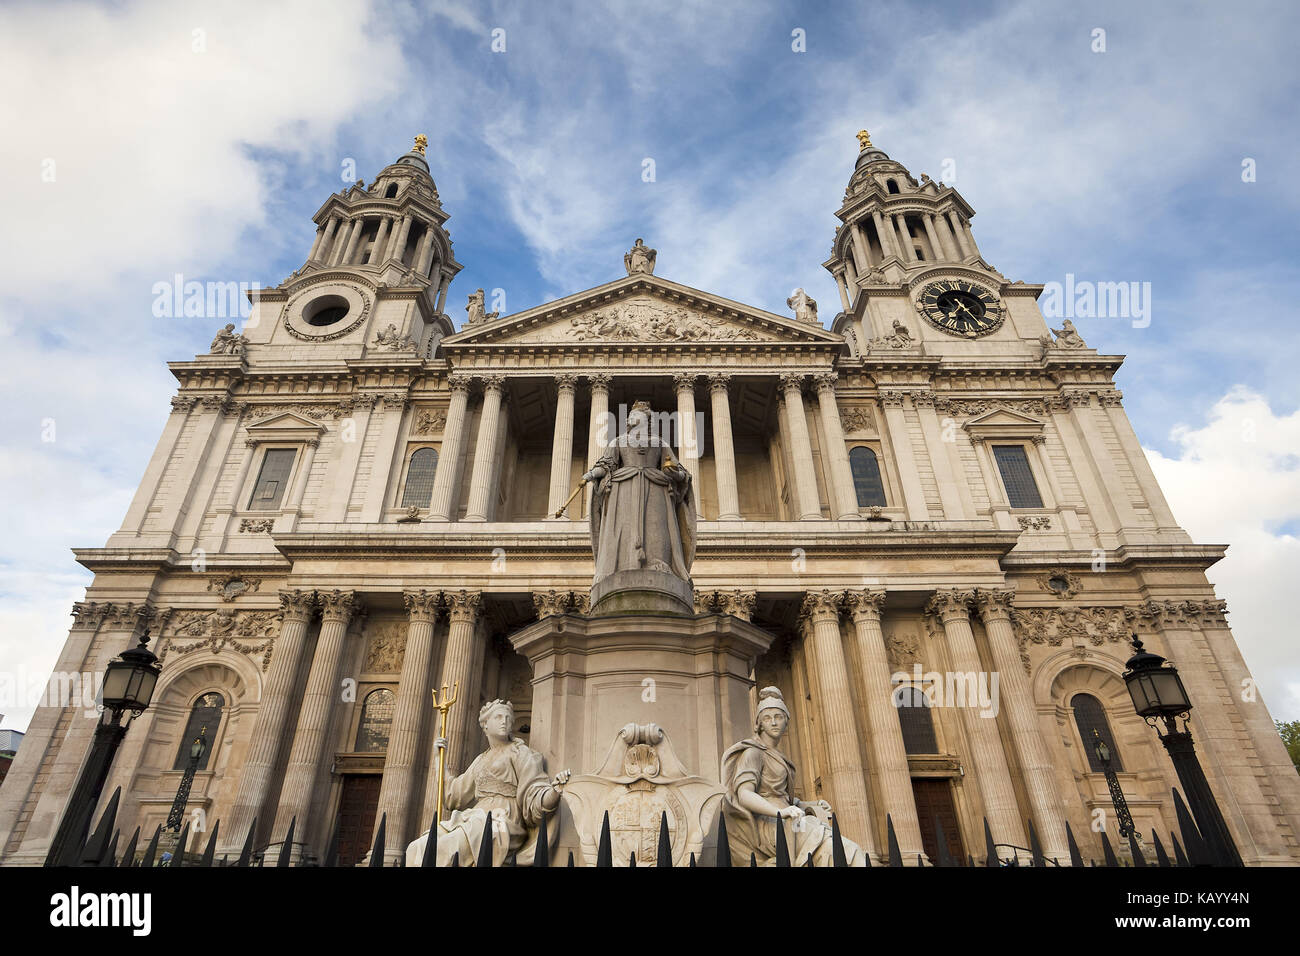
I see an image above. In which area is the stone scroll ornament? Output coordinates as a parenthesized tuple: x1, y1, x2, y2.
(721, 686, 869, 866)
(404, 699, 570, 867)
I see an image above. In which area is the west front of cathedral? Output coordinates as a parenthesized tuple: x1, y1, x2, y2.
(3, 133, 1297, 866)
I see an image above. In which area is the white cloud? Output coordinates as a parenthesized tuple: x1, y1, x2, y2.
(1146, 387, 1300, 722)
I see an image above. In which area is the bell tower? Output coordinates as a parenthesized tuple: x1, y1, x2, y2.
(242, 135, 462, 360)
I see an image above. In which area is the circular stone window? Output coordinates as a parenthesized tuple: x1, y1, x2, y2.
(1047, 575, 1071, 594)
(304, 294, 350, 327)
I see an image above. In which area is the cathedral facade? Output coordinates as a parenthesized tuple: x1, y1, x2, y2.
(2, 134, 1297, 866)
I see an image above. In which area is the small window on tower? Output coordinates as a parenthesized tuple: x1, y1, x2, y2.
(248, 448, 296, 511)
(384, 183, 399, 198)
(993, 445, 1043, 509)
(887, 179, 900, 194)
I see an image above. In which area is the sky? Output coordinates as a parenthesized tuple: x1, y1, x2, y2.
(0, 0, 1298, 732)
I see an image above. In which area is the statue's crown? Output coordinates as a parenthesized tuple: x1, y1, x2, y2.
(631, 400, 651, 415)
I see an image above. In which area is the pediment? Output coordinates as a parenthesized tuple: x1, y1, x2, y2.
(965, 408, 1043, 427)
(963, 406, 1045, 439)
(244, 411, 326, 442)
(441, 275, 843, 349)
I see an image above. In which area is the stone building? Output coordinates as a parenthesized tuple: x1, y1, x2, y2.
(2, 133, 1297, 866)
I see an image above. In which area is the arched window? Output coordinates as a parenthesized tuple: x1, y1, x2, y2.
(849, 446, 887, 507)
(400, 448, 439, 508)
(894, 686, 938, 754)
(384, 183, 399, 198)
(173, 692, 223, 770)
(886, 179, 900, 194)
(1072, 693, 1123, 772)
(355, 689, 396, 752)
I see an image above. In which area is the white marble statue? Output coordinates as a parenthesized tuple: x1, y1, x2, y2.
(786, 287, 818, 324)
(1050, 319, 1087, 348)
(582, 400, 696, 590)
(721, 686, 868, 866)
(404, 699, 570, 866)
(209, 323, 247, 355)
(624, 238, 657, 276)
(466, 288, 499, 325)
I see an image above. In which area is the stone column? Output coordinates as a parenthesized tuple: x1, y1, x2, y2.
(913, 393, 965, 520)
(922, 215, 945, 262)
(271, 590, 357, 853)
(546, 374, 578, 518)
(845, 589, 926, 860)
(371, 216, 392, 264)
(341, 218, 366, 266)
(463, 376, 504, 521)
(673, 373, 701, 487)
(843, 253, 858, 290)
(894, 214, 917, 263)
(812, 374, 860, 519)
(1099, 392, 1181, 530)
(428, 375, 472, 521)
(415, 225, 436, 275)
(435, 274, 450, 313)
(307, 224, 326, 261)
(975, 588, 1070, 861)
(372, 590, 441, 861)
(834, 269, 851, 313)
(421, 590, 483, 826)
(709, 375, 741, 519)
(313, 217, 340, 262)
(360, 393, 408, 522)
(221, 590, 316, 854)
(328, 219, 353, 266)
(389, 214, 413, 264)
(947, 212, 974, 259)
(879, 390, 929, 520)
(586, 374, 612, 519)
(284, 437, 319, 513)
(801, 591, 876, 855)
(935, 212, 962, 261)
(961, 218, 981, 260)
(850, 223, 873, 275)
(925, 590, 1025, 857)
(780, 374, 823, 519)
(871, 209, 897, 259)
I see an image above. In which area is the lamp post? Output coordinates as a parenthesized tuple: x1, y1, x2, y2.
(1093, 729, 1134, 839)
(1122, 635, 1243, 867)
(165, 727, 208, 833)
(45, 631, 161, 867)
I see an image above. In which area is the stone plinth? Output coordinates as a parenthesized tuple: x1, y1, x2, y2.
(588, 568, 694, 616)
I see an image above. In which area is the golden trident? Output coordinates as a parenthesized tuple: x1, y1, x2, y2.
(430, 681, 459, 821)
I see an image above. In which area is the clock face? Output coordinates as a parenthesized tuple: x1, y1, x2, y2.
(918, 279, 1003, 338)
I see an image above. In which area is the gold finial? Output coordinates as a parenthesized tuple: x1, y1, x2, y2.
(413, 133, 428, 155)
(856, 129, 873, 151)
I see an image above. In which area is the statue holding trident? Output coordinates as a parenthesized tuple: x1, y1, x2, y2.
(405, 699, 570, 866)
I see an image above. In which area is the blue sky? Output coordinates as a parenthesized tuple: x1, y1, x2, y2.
(1, 0, 1298, 730)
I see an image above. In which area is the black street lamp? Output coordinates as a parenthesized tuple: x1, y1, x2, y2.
(45, 631, 161, 866)
(166, 727, 208, 832)
(1093, 729, 1134, 839)
(1122, 635, 1243, 867)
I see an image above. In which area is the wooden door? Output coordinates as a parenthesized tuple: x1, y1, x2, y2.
(336, 774, 382, 867)
(912, 778, 965, 864)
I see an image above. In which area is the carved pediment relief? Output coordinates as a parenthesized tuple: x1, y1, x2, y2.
(244, 411, 327, 443)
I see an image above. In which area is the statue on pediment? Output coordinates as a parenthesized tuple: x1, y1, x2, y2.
(466, 289, 499, 325)
(209, 323, 248, 355)
(624, 238, 657, 276)
(787, 288, 818, 325)
(1049, 319, 1087, 349)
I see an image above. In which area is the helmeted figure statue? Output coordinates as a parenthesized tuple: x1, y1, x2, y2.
(623, 238, 657, 276)
(582, 400, 695, 611)
(405, 699, 570, 866)
(721, 686, 869, 866)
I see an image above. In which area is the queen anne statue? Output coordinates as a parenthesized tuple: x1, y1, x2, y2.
(721, 687, 869, 866)
(405, 699, 569, 866)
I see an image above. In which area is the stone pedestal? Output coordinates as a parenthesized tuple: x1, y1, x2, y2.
(589, 568, 694, 616)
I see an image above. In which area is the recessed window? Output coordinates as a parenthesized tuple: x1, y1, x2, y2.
(850, 446, 887, 507)
(304, 294, 350, 327)
(887, 179, 900, 194)
(993, 445, 1043, 508)
(894, 686, 938, 754)
(1047, 574, 1071, 594)
(1073, 693, 1123, 772)
(248, 448, 296, 511)
(400, 447, 439, 508)
(355, 688, 396, 752)
(384, 183, 399, 198)
(172, 692, 223, 770)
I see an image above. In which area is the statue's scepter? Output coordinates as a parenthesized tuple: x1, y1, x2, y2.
(553, 477, 588, 518)
(431, 681, 459, 821)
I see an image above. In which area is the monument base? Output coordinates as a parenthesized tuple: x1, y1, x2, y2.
(588, 568, 695, 616)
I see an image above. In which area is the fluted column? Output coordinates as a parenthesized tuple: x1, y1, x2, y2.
(307, 224, 326, 261)
(372, 590, 441, 861)
(935, 212, 962, 261)
(421, 590, 482, 826)
(922, 215, 944, 262)
(801, 590, 876, 855)
(871, 209, 897, 260)
(371, 216, 392, 264)
(329, 219, 356, 266)
(341, 218, 366, 265)
(834, 269, 851, 313)
(850, 222, 873, 275)
(961, 218, 981, 259)
(926, 589, 1025, 858)
(221, 590, 316, 854)
(673, 373, 700, 487)
(846, 590, 926, 860)
(894, 214, 917, 263)
(428, 375, 472, 521)
(271, 590, 357, 852)
(389, 214, 413, 264)
(780, 374, 823, 519)
(463, 376, 504, 521)
(547, 374, 578, 518)
(947, 211, 974, 259)
(709, 374, 741, 519)
(812, 374, 860, 519)
(284, 437, 319, 512)
(415, 224, 436, 275)
(974, 588, 1070, 860)
(586, 374, 612, 519)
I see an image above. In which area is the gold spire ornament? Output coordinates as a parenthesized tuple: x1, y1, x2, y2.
(413, 133, 428, 155)
(856, 129, 873, 151)
(430, 680, 459, 820)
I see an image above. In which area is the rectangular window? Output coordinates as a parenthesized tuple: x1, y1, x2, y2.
(993, 445, 1043, 509)
(248, 448, 296, 511)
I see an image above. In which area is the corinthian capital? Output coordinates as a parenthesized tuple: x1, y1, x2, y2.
(532, 589, 572, 618)
(70, 601, 108, 631)
(845, 588, 887, 621)
(779, 373, 805, 394)
(588, 373, 612, 391)
(718, 589, 757, 622)
(444, 589, 483, 624)
(403, 589, 441, 623)
(925, 588, 974, 623)
(279, 588, 317, 621)
(974, 587, 1017, 621)
(319, 589, 358, 624)
(447, 373, 473, 395)
(812, 372, 838, 392)
(672, 373, 697, 393)
(554, 373, 578, 391)
(707, 373, 732, 393)
(799, 589, 844, 624)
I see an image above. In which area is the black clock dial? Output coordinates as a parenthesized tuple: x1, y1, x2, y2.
(917, 279, 1003, 338)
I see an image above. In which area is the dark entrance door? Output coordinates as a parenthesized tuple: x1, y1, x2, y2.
(911, 778, 965, 863)
(336, 774, 382, 867)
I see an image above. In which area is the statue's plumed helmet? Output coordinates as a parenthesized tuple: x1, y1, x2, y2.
(478, 698, 513, 729)
(754, 686, 789, 732)
(630, 400, 651, 417)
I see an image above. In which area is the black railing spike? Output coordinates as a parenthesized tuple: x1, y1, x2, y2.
(689, 851, 696, 867)
(324, 818, 341, 868)
(451, 851, 460, 867)
(983, 818, 998, 867)
(421, 812, 439, 868)
(567, 850, 575, 867)
(120, 826, 140, 868)
(476, 811, 494, 867)
(1128, 830, 1147, 867)
(80, 787, 121, 866)
(656, 811, 672, 867)
(831, 813, 848, 868)
(1172, 787, 1210, 866)
(1028, 818, 1045, 867)
(629, 852, 637, 867)
(236, 816, 256, 868)
(1171, 833, 1189, 867)
(141, 825, 162, 868)
(1150, 829, 1171, 867)
(715, 812, 732, 868)
(774, 813, 791, 867)
(596, 810, 613, 867)
(935, 817, 953, 867)
(201, 820, 219, 867)
(277, 817, 296, 868)
(1065, 820, 1085, 867)
(1100, 830, 1119, 867)
(750, 852, 757, 867)
(100, 830, 120, 867)
(533, 809, 550, 867)
(886, 813, 903, 867)
(806, 853, 813, 867)
(370, 812, 387, 867)
(172, 820, 191, 868)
